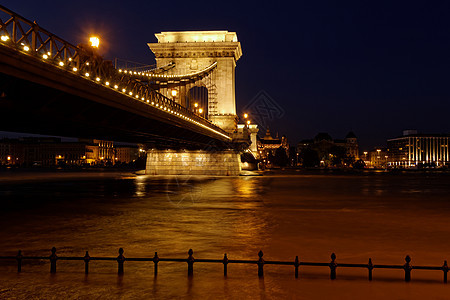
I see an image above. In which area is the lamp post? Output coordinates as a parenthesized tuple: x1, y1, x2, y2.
(171, 89, 178, 102)
(193, 102, 198, 113)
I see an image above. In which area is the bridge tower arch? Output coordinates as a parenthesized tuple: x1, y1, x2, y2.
(148, 31, 242, 132)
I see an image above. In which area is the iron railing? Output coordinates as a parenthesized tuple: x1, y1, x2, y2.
(0, 248, 448, 283)
(0, 4, 230, 140)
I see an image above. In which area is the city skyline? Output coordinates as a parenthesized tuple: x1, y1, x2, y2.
(2, 0, 449, 149)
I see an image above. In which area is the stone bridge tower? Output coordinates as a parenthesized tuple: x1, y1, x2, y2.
(148, 31, 242, 132)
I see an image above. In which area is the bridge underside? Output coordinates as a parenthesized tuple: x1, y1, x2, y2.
(0, 46, 232, 149)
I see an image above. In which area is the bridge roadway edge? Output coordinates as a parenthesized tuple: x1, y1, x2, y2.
(0, 44, 232, 148)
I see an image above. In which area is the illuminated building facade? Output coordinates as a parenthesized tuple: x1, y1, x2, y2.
(387, 131, 450, 167)
(0, 138, 140, 166)
(257, 128, 289, 161)
(367, 148, 388, 168)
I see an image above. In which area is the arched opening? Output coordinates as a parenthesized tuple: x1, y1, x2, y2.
(187, 86, 208, 118)
(241, 152, 258, 170)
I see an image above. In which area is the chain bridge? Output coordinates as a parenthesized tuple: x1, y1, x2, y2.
(0, 5, 257, 175)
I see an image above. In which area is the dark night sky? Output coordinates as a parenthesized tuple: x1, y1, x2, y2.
(2, 0, 450, 150)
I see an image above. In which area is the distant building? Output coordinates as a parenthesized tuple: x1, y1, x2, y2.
(0, 137, 144, 167)
(115, 145, 139, 163)
(387, 131, 450, 168)
(367, 148, 388, 168)
(297, 131, 359, 167)
(0, 138, 23, 165)
(257, 128, 289, 166)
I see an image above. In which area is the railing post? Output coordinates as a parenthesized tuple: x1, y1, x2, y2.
(404, 255, 412, 282)
(187, 249, 194, 276)
(153, 252, 159, 276)
(223, 253, 228, 277)
(329, 253, 337, 280)
(50, 247, 57, 273)
(257, 250, 264, 278)
(84, 251, 90, 274)
(31, 22, 37, 52)
(368, 258, 373, 281)
(16, 250, 23, 273)
(443, 260, 448, 283)
(117, 248, 125, 275)
(294, 256, 300, 278)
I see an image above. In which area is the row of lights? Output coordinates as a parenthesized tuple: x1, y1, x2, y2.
(0, 34, 230, 140)
(118, 62, 217, 80)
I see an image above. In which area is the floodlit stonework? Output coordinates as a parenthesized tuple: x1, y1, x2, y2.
(148, 31, 242, 132)
(145, 149, 241, 176)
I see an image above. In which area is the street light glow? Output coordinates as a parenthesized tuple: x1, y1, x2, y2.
(171, 89, 177, 97)
(244, 113, 248, 118)
(89, 36, 100, 48)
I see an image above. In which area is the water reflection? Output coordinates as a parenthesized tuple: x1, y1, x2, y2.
(1, 173, 450, 298)
(134, 175, 147, 197)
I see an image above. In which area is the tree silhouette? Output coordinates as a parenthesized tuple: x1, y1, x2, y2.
(273, 146, 289, 167)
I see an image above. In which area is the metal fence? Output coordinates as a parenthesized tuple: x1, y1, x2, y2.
(0, 248, 448, 283)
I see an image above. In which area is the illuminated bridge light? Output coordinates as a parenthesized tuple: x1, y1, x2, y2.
(96, 77, 100, 82)
(73, 67, 78, 71)
(47, 51, 51, 56)
(105, 81, 110, 86)
(146, 100, 149, 103)
(85, 72, 90, 77)
(129, 92, 133, 96)
(119, 69, 122, 72)
(86, 62, 89, 66)
(151, 102, 154, 105)
(42, 54, 48, 59)
(1, 35, 9, 41)
(114, 85, 118, 89)
(135, 95, 139, 98)
(23, 45, 30, 51)
(141, 97, 145, 100)
(59, 61, 64, 66)
(122, 88, 126, 92)
(68, 58, 72, 61)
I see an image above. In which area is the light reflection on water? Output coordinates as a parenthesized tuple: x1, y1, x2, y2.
(0, 172, 449, 298)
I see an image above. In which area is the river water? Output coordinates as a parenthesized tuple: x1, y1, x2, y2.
(0, 171, 449, 299)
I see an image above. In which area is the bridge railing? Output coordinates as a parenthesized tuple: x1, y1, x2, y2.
(0, 248, 448, 283)
(0, 4, 230, 140)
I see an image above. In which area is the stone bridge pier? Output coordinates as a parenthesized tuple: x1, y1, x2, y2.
(144, 30, 252, 176)
(145, 149, 241, 176)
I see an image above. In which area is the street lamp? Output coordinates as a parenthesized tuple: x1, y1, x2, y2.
(89, 36, 100, 48)
(198, 108, 203, 114)
(244, 113, 248, 119)
(171, 89, 177, 102)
